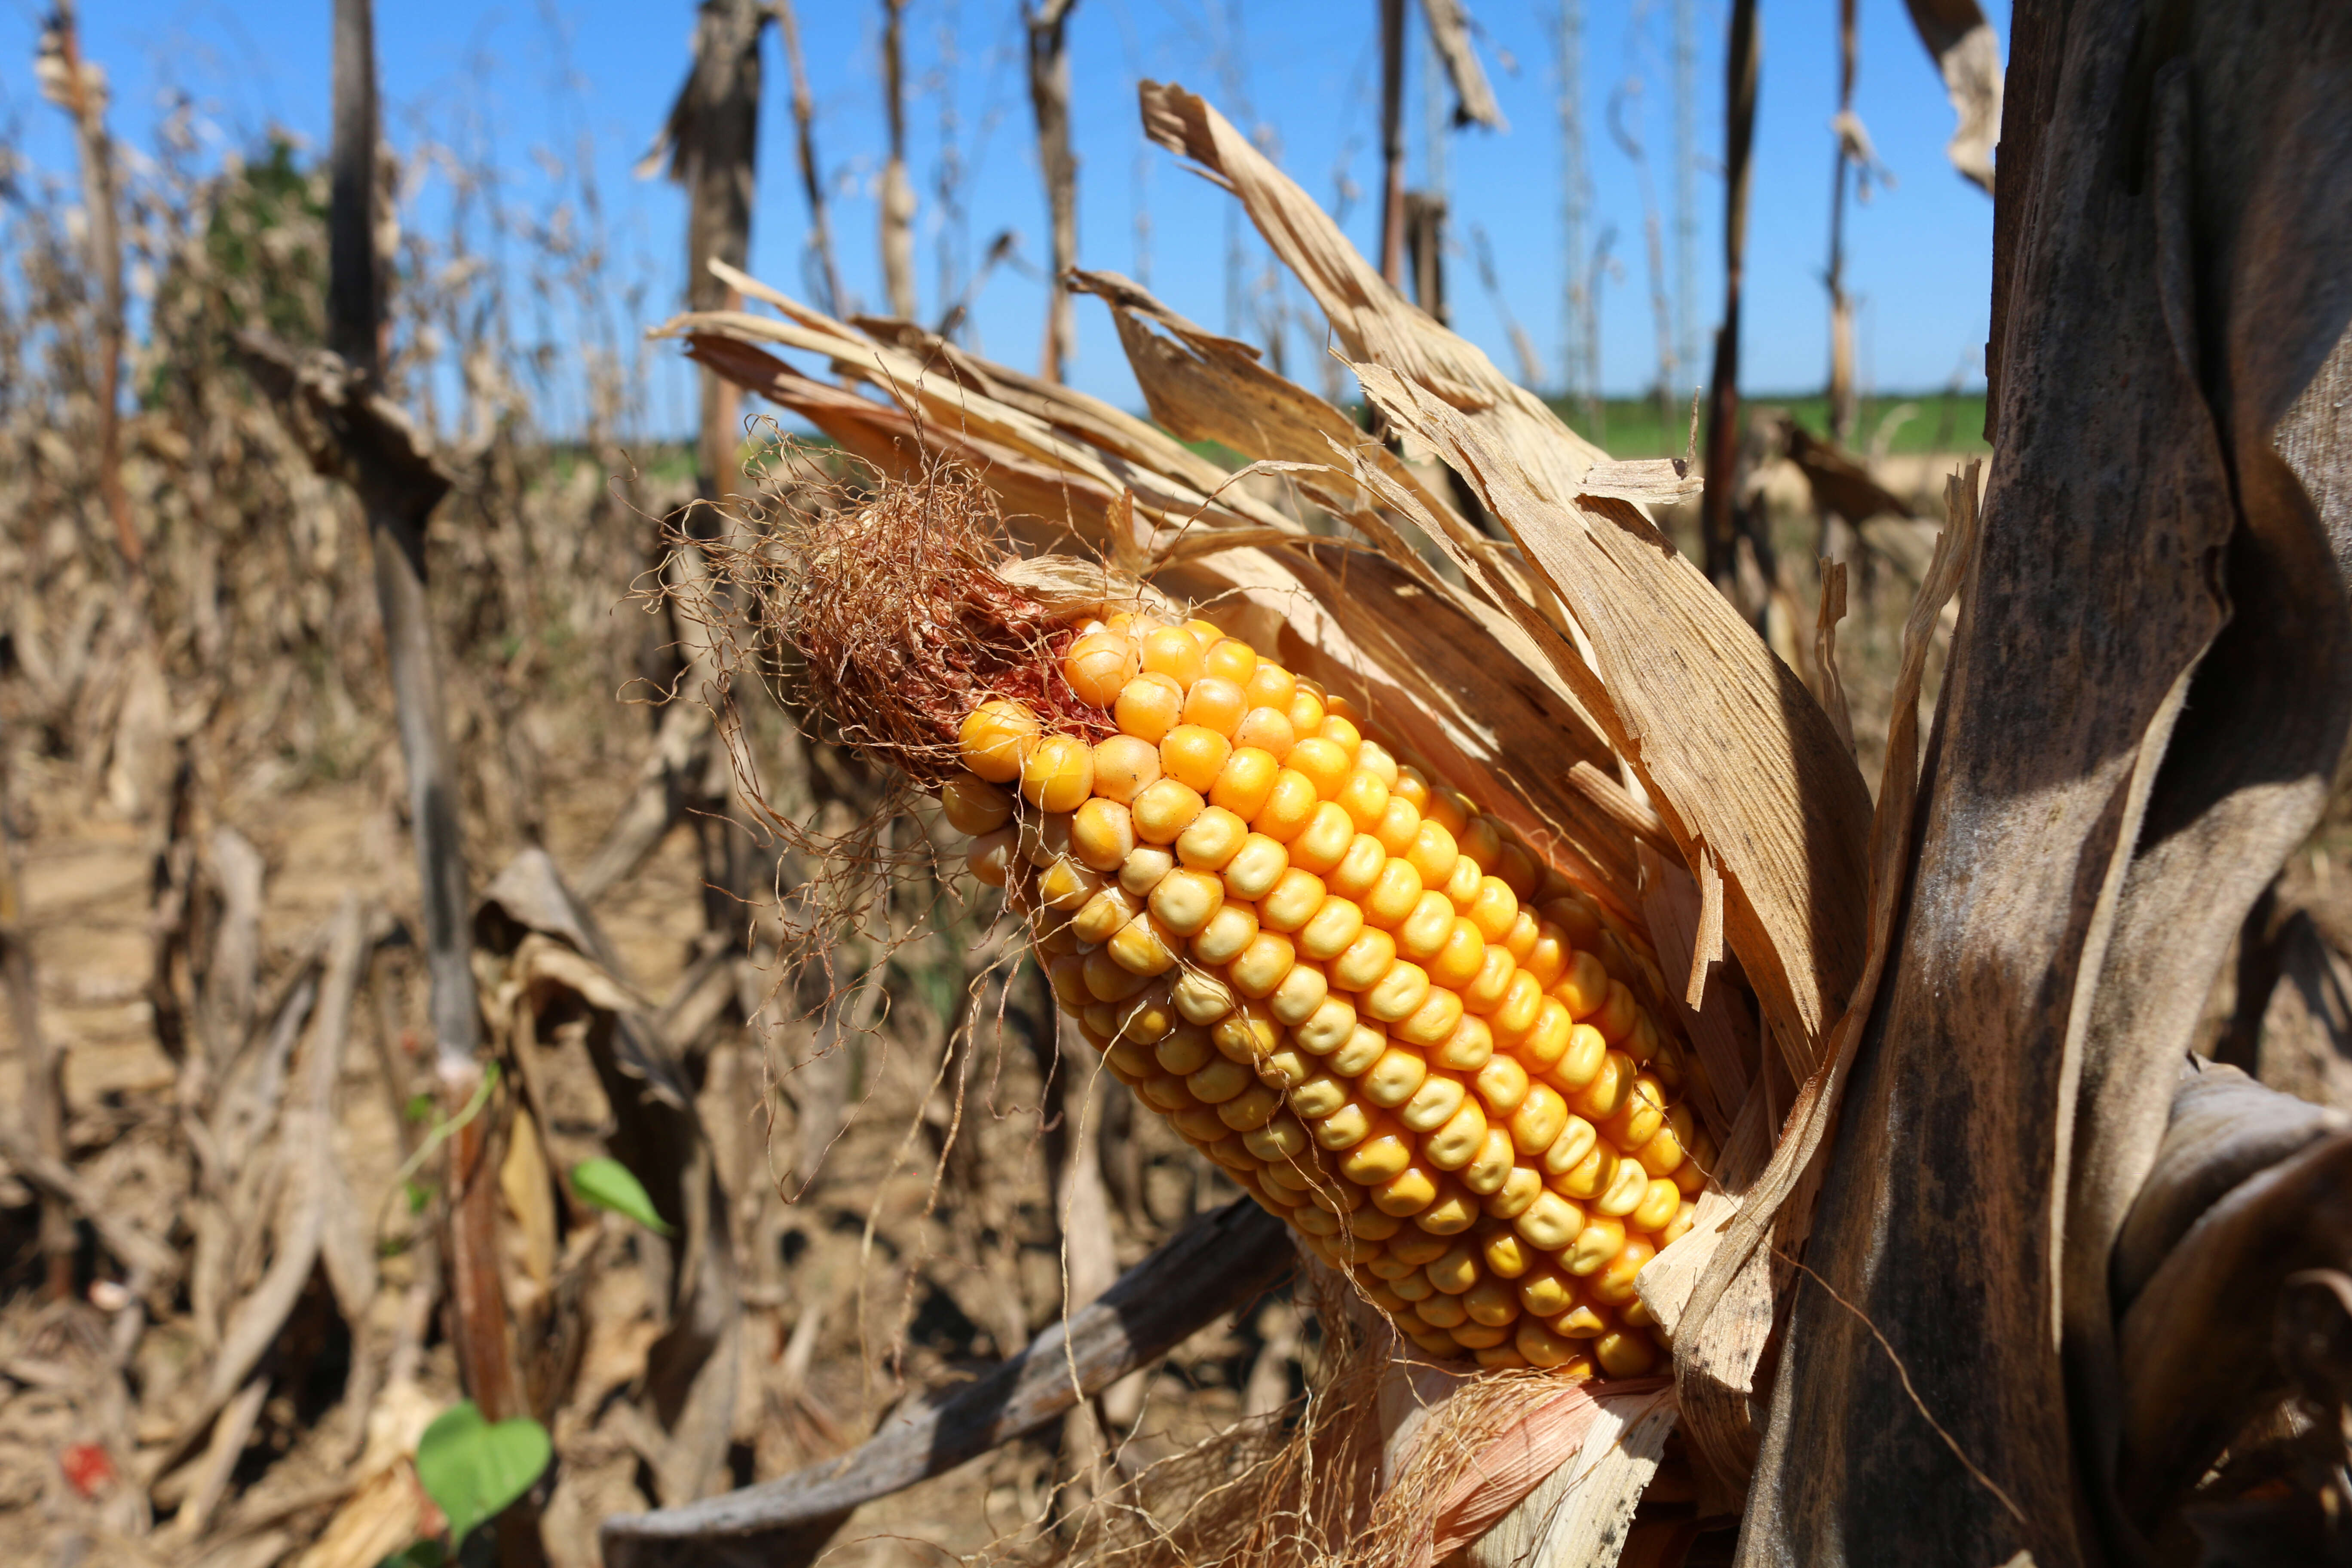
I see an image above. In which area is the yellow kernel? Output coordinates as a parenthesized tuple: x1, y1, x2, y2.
(1332, 928, 1399, 991)
(1219, 1084, 1282, 1131)
(1047, 951, 1093, 1011)
(1072, 883, 1144, 945)
(1517, 1000, 1574, 1075)
(1286, 737, 1353, 799)
(1312, 1100, 1376, 1151)
(1182, 676, 1248, 736)
(1475, 1054, 1531, 1118)
(1569, 1050, 1635, 1123)
(1289, 1073, 1351, 1119)
(1551, 951, 1610, 1021)
(1090, 734, 1162, 804)
(1115, 985, 1177, 1044)
(1161, 723, 1234, 793)
(1229, 931, 1298, 998)
(1084, 946, 1153, 1002)
(1549, 1023, 1610, 1093)
(1518, 1267, 1576, 1317)
(1113, 672, 1185, 743)
(1433, 1014, 1496, 1073)
(1354, 741, 1399, 786)
(1287, 686, 1326, 734)
(1268, 961, 1331, 1027)
(1203, 637, 1259, 685)
(1137, 1072, 1194, 1112)
(1462, 945, 1519, 1014)
(1632, 1177, 1681, 1234)
(1485, 1165, 1545, 1220)
(1543, 1114, 1602, 1179)
(1222, 833, 1290, 900)
(1190, 902, 1260, 966)
(1516, 1317, 1580, 1368)
(1553, 1138, 1617, 1202)
(1253, 769, 1321, 842)
(1289, 1204, 1341, 1236)
(1490, 971, 1545, 1043)
(1394, 986, 1466, 1048)
(1140, 626, 1206, 687)
(1496, 842, 1542, 900)
(1188, 1057, 1253, 1104)
(1171, 969, 1234, 1025)
(1461, 1127, 1517, 1193)
(1405, 818, 1460, 889)
(1399, 1072, 1469, 1133)
(1374, 796, 1422, 857)
(1286, 802, 1356, 875)
(1108, 914, 1179, 976)
(1243, 1112, 1308, 1160)
(1593, 1329, 1657, 1378)
(1593, 1151, 1651, 1217)
(1119, 846, 1174, 897)
(1442, 854, 1484, 912)
(1389, 766, 1430, 811)
(1361, 1046, 1429, 1107)
(940, 772, 1014, 834)
(958, 699, 1040, 782)
(1413, 1185, 1480, 1235)
(1155, 1026, 1216, 1075)
(1604, 1073, 1669, 1152)
(1149, 868, 1227, 936)
(1339, 1129, 1414, 1184)
(967, 826, 1016, 885)
(1170, 1105, 1230, 1142)
(1036, 857, 1104, 911)
(1521, 921, 1574, 989)
(1103, 1043, 1154, 1081)
(1510, 1083, 1571, 1155)
(1238, 658, 1294, 711)
(1428, 919, 1488, 990)
(1063, 630, 1139, 708)
(1294, 995, 1359, 1054)
(1397, 891, 1458, 963)
(1516, 1191, 1587, 1251)
(1485, 1230, 1534, 1279)
(1422, 1100, 1489, 1170)
(1231, 706, 1296, 760)
(1594, 980, 1639, 1043)
(1259, 868, 1328, 933)
(1181, 618, 1223, 649)
(1633, 1120, 1686, 1179)
(1660, 1199, 1697, 1247)
(1017, 809, 1070, 868)
(1413, 1292, 1467, 1329)
(1176, 805, 1252, 870)
(1330, 1022, 1390, 1077)
(1373, 1165, 1439, 1216)
(1567, 1215, 1626, 1275)
(1425, 788, 1472, 837)
(1131, 778, 1206, 845)
(1464, 1277, 1521, 1326)
(1298, 896, 1367, 962)
(1502, 910, 1541, 963)
(1317, 713, 1362, 754)
(1070, 798, 1135, 871)
(1213, 1005, 1276, 1063)
(1426, 1244, 1480, 1294)
(1205, 745, 1282, 821)
(1364, 960, 1433, 1023)
(1466, 876, 1519, 942)
(1337, 769, 1391, 833)
(1549, 1302, 1611, 1338)
(1456, 814, 1502, 871)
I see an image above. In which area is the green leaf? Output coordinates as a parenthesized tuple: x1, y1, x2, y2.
(413, 1402, 550, 1548)
(568, 1158, 675, 1236)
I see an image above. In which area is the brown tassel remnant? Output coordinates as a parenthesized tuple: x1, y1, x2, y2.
(775, 460, 1111, 782)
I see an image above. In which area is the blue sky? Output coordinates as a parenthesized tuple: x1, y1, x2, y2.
(2, 0, 2004, 436)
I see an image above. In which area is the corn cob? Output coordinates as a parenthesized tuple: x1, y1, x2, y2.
(944, 612, 1715, 1375)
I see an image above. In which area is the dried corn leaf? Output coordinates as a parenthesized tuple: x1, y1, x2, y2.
(1354, 360, 1872, 1077)
(1138, 81, 1871, 1076)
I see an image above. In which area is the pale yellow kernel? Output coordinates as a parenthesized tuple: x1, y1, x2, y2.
(1190, 902, 1261, 966)
(1176, 805, 1252, 871)
(1070, 798, 1135, 871)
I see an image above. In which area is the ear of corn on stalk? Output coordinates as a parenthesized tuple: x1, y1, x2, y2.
(949, 610, 1715, 1375)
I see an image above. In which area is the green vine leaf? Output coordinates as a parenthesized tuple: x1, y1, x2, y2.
(568, 1157, 674, 1236)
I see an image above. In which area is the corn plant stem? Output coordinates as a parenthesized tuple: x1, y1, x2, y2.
(1700, 0, 1758, 595)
